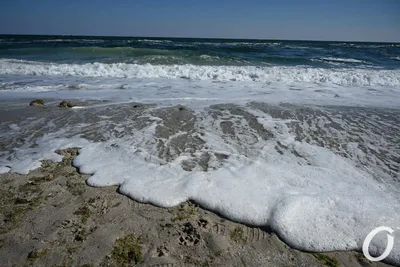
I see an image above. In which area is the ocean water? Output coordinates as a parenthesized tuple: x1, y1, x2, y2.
(1, 35, 400, 264)
(0, 35, 400, 106)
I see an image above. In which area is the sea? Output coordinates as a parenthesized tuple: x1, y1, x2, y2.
(0, 35, 400, 106)
(1, 35, 400, 264)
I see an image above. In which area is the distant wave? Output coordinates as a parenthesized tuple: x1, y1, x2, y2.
(1, 59, 399, 87)
(137, 39, 173, 44)
(0, 39, 104, 44)
(36, 39, 98, 43)
(192, 41, 282, 47)
(319, 57, 367, 64)
(330, 43, 400, 49)
(391, 56, 400, 61)
(2, 46, 171, 55)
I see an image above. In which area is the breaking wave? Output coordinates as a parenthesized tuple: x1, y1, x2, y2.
(1, 59, 400, 87)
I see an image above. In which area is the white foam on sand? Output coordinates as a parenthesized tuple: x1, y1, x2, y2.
(0, 166, 10, 174)
(2, 110, 399, 264)
(1, 132, 90, 174)
(74, 114, 398, 264)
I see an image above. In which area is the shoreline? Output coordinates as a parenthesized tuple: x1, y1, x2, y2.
(0, 148, 392, 267)
(0, 100, 399, 266)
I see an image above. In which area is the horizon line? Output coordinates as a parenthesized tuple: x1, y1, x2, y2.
(1, 33, 399, 44)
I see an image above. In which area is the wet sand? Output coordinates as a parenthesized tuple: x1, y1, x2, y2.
(0, 100, 399, 267)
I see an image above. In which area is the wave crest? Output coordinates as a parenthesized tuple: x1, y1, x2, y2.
(1, 59, 399, 87)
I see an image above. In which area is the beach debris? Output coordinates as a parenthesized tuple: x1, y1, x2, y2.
(59, 100, 74, 108)
(27, 248, 48, 264)
(103, 234, 143, 265)
(312, 253, 340, 267)
(29, 99, 44, 107)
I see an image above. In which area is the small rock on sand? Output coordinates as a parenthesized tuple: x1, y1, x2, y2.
(59, 100, 74, 108)
(29, 99, 44, 107)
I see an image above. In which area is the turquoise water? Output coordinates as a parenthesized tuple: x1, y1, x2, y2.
(1, 35, 399, 68)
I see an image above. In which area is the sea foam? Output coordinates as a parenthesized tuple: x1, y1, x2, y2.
(1, 107, 399, 264)
(1, 59, 400, 87)
(74, 115, 400, 264)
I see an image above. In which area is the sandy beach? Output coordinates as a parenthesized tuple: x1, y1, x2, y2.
(0, 149, 394, 267)
(1, 100, 399, 266)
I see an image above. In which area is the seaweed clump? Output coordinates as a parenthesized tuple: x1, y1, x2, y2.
(101, 234, 143, 266)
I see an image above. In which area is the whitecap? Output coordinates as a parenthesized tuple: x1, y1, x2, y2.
(1, 59, 399, 88)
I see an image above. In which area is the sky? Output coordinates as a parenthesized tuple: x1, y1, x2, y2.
(0, 0, 399, 42)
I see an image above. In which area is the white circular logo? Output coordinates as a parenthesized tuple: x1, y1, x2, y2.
(362, 226, 395, 262)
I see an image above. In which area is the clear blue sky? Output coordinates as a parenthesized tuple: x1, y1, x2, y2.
(0, 0, 399, 42)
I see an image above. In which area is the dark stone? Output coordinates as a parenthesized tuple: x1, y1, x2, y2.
(27, 250, 37, 259)
(59, 100, 74, 108)
(29, 99, 44, 107)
